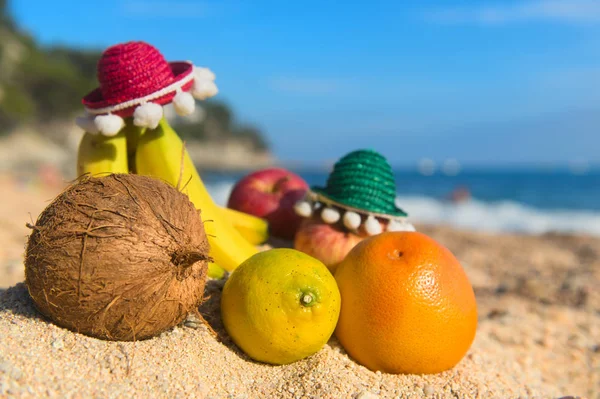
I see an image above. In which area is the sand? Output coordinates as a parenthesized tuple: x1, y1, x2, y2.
(0, 176, 598, 398)
(0, 173, 64, 289)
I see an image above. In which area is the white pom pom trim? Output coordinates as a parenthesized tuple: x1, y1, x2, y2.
(133, 102, 163, 129)
(365, 216, 383, 236)
(321, 207, 340, 224)
(294, 201, 313, 218)
(173, 90, 196, 116)
(75, 114, 100, 135)
(192, 66, 218, 100)
(403, 223, 416, 232)
(192, 80, 218, 100)
(343, 211, 361, 230)
(386, 219, 402, 232)
(94, 114, 124, 137)
(386, 219, 416, 232)
(195, 67, 216, 81)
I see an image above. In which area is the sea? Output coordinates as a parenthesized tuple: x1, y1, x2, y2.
(201, 167, 600, 237)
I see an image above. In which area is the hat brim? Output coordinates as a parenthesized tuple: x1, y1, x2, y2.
(310, 187, 408, 218)
(82, 61, 195, 117)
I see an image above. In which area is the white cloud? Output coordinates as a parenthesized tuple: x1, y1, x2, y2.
(425, 0, 600, 25)
(268, 77, 341, 95)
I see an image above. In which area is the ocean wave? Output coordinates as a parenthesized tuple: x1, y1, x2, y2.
(205, 181, 600, 236)
(397, 196, 600, 236)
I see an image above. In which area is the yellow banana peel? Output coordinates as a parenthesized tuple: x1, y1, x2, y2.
(208, 262, 227, 279)
(76, 130, 129, 177)
(219, 206, 269, 245)
(134, 118, 259, 271)
(122, 123, 145, 173)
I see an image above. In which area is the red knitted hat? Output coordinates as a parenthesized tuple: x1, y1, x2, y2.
(76, 41, 218, 136)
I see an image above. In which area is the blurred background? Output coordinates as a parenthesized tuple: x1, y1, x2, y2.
(1, 0, 599, 270)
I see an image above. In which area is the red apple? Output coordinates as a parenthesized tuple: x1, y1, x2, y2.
(227, 167, 309, 240)
(294, 218, 365, 274)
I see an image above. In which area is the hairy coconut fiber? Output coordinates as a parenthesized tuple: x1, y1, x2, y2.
(25, 174, 211, 341)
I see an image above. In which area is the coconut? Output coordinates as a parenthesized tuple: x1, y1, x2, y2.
(24, 174, 211, 341)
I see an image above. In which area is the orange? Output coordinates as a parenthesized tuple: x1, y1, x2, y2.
(334, 231, 477, 374)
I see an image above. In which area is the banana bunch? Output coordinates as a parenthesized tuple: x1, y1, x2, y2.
(76, 117, 269, 273)
(220, 206, 269, 246)
(77, 122, 145, 176)
(77, 130, 129, 175)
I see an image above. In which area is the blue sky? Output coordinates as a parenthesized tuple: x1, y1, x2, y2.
(9, 0, 600, 166)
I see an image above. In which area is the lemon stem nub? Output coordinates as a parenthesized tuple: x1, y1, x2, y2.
(301, 293, 314, 306)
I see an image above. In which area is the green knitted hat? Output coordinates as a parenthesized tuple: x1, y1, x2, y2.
(294, 149, 414, 235)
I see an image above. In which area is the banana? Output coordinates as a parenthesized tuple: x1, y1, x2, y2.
(76, 130, 129, 176)
(208, 262, 227, 279)
(134, 117, 259, 271)
(123, 123, 145, 173)
(219, 206, 269, 245)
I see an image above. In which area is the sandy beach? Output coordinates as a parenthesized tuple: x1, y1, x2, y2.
(0, 175, 598, 398)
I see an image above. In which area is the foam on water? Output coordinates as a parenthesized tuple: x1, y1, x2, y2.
(205, 181, 600, 237)
(397, 196, 600, 236)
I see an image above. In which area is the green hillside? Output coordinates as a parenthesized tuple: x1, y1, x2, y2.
(0, 0, 267, 151)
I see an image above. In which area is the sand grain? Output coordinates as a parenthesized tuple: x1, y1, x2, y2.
(0, 177, 597, 398)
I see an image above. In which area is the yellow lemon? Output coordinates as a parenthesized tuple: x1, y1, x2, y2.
(221, 248, 341, 365)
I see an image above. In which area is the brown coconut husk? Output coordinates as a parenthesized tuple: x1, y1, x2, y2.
(24, 174, 211, 341)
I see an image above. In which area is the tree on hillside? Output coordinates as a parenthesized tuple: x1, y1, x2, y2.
(0, 0, 14, 31)
(0, 0, 268, 152)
